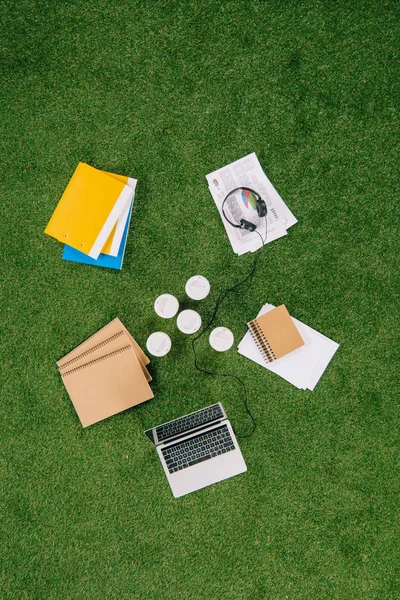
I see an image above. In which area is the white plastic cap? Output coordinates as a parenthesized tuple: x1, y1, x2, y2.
(185, 275, 211, 300)
(176, 310, 202, 334)
(209, 327, 234, 352)
(154, 294, 179, 319)
(146, 332, 171, 357)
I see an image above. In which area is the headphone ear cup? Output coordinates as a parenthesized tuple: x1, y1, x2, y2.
(239, 219, 257, 232)
(256, 198, 267, 218)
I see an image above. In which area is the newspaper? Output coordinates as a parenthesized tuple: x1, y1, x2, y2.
(206, 153, 297, 255)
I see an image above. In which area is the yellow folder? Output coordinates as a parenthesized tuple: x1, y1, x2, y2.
(44, 162, 133, 259)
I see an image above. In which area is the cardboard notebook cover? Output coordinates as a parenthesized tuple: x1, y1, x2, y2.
(57, 318, 150, 370)
(247, 304, 304, 362)
(58, 330, 151, 383)
(61, 345, 154, 427)
(44, 162, 133, 259)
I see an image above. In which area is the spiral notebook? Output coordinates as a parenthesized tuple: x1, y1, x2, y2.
(61, 346, 153, 427)
(57, 318, 153, 427)
(247, 304, 304, 363)
(239, 303, 339, 390)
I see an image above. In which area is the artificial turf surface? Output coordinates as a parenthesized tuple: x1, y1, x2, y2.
(1, 1, 399, 598)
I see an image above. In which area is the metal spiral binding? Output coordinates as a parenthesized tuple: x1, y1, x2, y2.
(248, 319, 276, 363)
(58, 318, 120, 365)
(59, 331, 126, 369)
(62, 345, 131, 376)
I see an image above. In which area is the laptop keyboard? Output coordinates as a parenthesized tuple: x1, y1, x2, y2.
(156, 403, 224, 442)
(161, 424, 235, 474)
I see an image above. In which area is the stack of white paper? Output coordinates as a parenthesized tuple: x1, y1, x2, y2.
(238, 303, 339, 390)
(206, 153, 297, 255)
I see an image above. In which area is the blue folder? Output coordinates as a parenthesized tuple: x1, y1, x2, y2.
(62, 203, 132, 270)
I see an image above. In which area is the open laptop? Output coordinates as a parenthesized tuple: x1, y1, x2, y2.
(145, 402, 247, 498)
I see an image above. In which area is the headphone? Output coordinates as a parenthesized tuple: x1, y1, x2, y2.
(221, 187, 267, 233)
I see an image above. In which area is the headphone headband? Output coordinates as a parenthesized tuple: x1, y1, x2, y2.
(221, 187, 267, 231)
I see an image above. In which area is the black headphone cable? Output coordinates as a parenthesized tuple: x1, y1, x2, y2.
(191, 219, 267, 438)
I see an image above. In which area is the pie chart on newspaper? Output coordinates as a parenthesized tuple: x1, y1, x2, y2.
(241, 189, 257, 211)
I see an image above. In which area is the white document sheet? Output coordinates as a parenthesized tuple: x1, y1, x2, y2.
(108, 178, 137, 257)
(238, 303, 339, 390)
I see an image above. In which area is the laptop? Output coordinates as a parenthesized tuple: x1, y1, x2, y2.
(145, 402, 247, 498)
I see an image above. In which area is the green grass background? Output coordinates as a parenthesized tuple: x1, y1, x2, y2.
(1, 1, 399, 598)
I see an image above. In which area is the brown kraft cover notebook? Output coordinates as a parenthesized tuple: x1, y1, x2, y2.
(61, 345, 154, 427)
(247, 304, 305, 363)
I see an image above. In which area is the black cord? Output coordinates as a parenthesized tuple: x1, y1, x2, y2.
(191, 215, 268, 438)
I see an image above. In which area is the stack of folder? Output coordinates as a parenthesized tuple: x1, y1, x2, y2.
(57, 318, 153, 427)
(45, 162, 136, 270)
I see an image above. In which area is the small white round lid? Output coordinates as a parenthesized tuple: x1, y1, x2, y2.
(185, 275, 211, 300)
(146, 332, 171, 357)
(154, 294, 179, 319)
(209, 327, 234, 352)
(176, 310, 202, 334)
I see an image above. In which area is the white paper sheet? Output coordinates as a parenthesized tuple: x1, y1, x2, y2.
(238, 303, 339, 390)
(108, 178, 137, 257)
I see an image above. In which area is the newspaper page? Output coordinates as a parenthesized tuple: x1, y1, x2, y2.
(206, 153, 297, 254)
